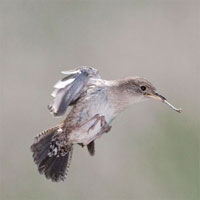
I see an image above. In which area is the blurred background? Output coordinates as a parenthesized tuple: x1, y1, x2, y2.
(1, 0, 199, 200)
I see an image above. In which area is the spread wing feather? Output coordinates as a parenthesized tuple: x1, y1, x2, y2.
(48, 66, 100, 117)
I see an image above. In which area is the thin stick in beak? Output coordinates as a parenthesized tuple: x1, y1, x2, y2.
(151, 93, 182, 113)
(163, 99, 182, 113)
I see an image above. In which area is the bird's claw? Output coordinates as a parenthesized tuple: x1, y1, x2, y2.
(87, 114, 110, 133)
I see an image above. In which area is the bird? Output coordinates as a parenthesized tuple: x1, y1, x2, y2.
(31, 66, 182, 182)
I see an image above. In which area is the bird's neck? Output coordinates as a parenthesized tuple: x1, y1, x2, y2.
(104, 79, 147, 114)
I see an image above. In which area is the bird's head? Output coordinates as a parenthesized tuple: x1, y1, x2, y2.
(118, 77, 182, 113)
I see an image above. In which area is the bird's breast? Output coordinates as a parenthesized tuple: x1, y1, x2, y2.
(67, 88, 115, 145)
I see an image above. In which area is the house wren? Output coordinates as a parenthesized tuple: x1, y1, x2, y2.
(31, 66, 182, 182)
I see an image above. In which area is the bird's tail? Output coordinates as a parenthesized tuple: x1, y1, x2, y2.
(30, 126, 73, 182)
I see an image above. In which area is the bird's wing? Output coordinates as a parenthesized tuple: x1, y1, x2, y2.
(48, 66, 101, 117)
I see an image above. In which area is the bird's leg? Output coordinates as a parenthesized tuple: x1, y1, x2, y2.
(86, 124, 112, 145)
(75, 114, 112, 145)
(77, 114, 112, 146)
(87, 114, 112, 133)
(87, 114, 102, 132)
(100, 116, 112, 133)
(76, 114, 99, 128)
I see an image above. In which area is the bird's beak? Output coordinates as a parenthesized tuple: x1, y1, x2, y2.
(146, 93, 182, 113)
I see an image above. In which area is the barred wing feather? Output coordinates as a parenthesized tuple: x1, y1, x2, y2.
(48, 67, 100, 117)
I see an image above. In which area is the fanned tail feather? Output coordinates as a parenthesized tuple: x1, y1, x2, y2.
(31, 127, 73, 182)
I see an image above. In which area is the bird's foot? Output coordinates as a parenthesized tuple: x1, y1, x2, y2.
(104, 124, 112, 133)
(87, 114, 111, 133)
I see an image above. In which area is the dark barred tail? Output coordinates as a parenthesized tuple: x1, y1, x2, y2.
(31, 127, 73, 182)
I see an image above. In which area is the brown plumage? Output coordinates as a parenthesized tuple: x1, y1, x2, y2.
(31, 66, 181, 182)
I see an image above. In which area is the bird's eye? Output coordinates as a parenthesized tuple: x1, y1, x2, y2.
(140, 86, 146, 91)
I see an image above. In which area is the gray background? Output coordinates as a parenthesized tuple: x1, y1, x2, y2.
(1, 0, 199, 200)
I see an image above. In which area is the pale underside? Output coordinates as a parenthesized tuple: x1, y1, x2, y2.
(66, 83, 116, 145)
